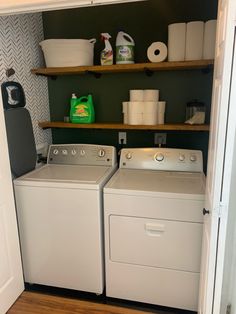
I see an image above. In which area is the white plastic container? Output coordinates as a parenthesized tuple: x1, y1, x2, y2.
(116, 31, 135, 64)
(40, 39, 96, 67)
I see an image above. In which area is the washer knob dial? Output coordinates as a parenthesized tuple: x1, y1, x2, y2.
(80, 149, 86, 156)
(126, 152, 132, 160)
(62, 149, 68, 155)
(179, 154, 185, 162)
(53, 149, 59, 155)
(155, 153, 164, 162)
(71, 149, 77, 156)
(190, 155, 197, 162)
(98, 149, 105, 157)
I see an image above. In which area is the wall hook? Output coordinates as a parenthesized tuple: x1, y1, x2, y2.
(6, 68, 15, 78)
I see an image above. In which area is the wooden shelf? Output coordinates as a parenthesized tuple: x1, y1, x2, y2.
(32, 60, 214, 77)
(38, 121, 210, 131)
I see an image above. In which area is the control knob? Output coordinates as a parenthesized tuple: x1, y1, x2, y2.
(190, 155, 197, 162)
(53, 149, 59, 155)
(80, 149, 86, 156)
(71, 149, 77, 156)
(62, 149, 68, 155)
(155, 153, 164, 162)
(125, 152, 132, 160)
(98, 149, 105, 157)
(179, 154, 185, 162)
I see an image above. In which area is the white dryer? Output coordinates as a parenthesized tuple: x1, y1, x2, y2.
(104, 148, 205, 311)
(14, 144, 117, 294)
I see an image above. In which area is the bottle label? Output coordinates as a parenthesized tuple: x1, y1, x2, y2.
(74, 104, 89, 117)
(116, 45, 134, 62)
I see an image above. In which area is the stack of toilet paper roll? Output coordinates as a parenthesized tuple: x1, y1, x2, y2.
(168, 20, 217, 61)
(122, 89, 166, 125)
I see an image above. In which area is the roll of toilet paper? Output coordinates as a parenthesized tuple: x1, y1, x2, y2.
(143, 101, 158, 114)
(122, 102, 129, 124)
(157, 101, 166, 124)
(128, 101, 144, 114)
(128, 113, 143, 125)
(168, 23, 186, 61)
(129, 90, 144, 101)
(147, 42, 168, 63)
(122, 102, 128, 113)
(203, 20, 217, 60)
(185, 21, 204, 60)
(143, 90, 159, 101)
(143, 113, 158, 125)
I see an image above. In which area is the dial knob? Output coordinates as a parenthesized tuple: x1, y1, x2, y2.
(190, 155, 197, 162)
(53, 149, 59, 155)
(80, 149, 85, 156)
(71, 149, 77, 156)
(126, 152, 132, 160)
(62, 149, 68, 155)
(179, 154, 185, 161)
(98, 149, 105, 157)
(155, 153, 164, 162)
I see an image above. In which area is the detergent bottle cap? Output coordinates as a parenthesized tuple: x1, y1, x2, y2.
(72, 93, 77, 99)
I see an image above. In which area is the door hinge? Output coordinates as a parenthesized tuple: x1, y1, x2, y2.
(217, 202, 226, 218)
(226, 303, 231, 314)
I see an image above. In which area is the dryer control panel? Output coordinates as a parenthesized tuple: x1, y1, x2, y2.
(47, 144, 116, 166)
(120, 148, 203, 172)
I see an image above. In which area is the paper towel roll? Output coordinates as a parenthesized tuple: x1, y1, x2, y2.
(143, 90, 159, 101)
(168, 23, 186, 61)
(147, 42, 168, 63)
(129, 90, 144, 101)
(203, 20, 217, 60)
(185, 21, 204, 60)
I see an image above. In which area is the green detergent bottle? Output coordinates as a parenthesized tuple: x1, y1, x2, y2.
(70, 94, 95, 124)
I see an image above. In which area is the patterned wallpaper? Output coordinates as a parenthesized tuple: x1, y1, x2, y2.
(0, 13, 51, 148)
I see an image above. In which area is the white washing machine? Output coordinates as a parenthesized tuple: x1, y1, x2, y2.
(14, 144, 117, 294)
(104, 148, 205, 311)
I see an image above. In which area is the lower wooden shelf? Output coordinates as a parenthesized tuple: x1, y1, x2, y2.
(38, 121, 210, 131)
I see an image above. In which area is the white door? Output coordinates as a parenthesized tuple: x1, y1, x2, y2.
(0, 0, 91, 15)
(0, 94, 24, 314)
(198, 0, 236, 313)
(92, 0, 145, 4)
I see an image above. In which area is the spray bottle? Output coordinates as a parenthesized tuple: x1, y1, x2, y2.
(100, 33, 113, 65)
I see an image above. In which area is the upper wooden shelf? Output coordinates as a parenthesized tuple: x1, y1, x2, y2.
(32, 60, 214, 77)
(38, 121, 210, 131)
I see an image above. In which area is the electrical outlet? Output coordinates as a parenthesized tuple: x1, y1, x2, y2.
(154, 133, 167, 145)
(118, 132, 127, 144)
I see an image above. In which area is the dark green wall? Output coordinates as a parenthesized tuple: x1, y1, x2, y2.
(42, 0, 218, 171)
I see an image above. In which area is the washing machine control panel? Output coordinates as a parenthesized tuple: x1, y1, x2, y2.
(120, 148, 203, 172)
(48, 144, 116, 166)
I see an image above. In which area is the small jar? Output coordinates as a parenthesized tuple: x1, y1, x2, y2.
(186, 100, 206, 120)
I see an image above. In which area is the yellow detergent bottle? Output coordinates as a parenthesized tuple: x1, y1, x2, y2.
(70, 94, 95, 124)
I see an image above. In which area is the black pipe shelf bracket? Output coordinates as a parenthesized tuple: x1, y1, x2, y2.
(86, 70, 102, 79)
(144, 67, 154, 77)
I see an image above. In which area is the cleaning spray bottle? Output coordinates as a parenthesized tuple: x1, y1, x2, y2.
(70, 94, 95, 124)
(100, 33, 113, 65)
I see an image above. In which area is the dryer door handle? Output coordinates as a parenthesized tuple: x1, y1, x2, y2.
(145, 223, 165, 236)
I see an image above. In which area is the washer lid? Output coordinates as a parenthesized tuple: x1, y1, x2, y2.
(14, 164, 115, 189)
(104, 169, 205, 200)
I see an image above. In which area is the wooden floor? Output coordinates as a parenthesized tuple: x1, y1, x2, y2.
(8, 291, 162, 314)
